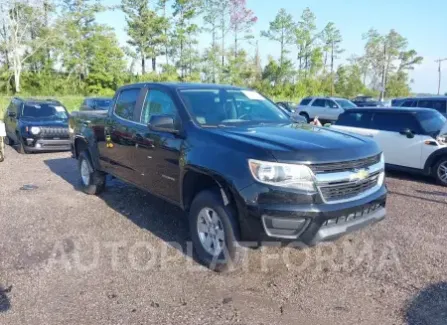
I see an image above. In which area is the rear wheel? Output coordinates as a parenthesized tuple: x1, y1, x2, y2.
(189, 188, 240, 272)
(434, 158, 447, 186)
(78, 151, 106, 195)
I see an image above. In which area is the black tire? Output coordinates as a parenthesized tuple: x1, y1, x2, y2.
(300, 112, 310, 123)
(189, 188, 241, 272)
(5, 135, 13, 146)
(433, 157, 447, 186)
(78, 151, 106, 195)
(17, 138, 27, 154)
(0, 150, 4, 162)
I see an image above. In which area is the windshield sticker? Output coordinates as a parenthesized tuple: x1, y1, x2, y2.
(241, 90, 266, 101)
(53, 106, 66, 112)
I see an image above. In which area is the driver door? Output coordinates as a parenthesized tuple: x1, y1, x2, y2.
(134, 88, 183, 203)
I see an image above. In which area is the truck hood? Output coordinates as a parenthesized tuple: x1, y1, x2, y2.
(208, 123, 381, 163)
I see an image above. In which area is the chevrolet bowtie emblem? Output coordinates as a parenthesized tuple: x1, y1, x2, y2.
(350, 169, 370, 181)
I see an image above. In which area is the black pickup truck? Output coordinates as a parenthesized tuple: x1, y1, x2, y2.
(70, 83, 387, 271)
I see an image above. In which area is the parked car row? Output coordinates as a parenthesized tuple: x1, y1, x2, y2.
(3, 85, 447, 272)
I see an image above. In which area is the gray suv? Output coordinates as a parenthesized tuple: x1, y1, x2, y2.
(295, 96, 357, 123)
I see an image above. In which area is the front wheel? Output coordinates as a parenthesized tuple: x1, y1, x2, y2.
(434, 158, 447, 186)
(189, 188, 241, 272)
(78, 151, 106, 195)
(299, 112, 310, 123)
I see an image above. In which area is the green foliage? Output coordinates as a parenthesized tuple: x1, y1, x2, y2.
(0, 2, 423, 104)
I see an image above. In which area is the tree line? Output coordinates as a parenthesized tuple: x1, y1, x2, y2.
(0, 0, 423, 100)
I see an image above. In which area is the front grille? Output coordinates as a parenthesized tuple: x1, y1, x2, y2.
(40, 127, 69, 139)
(319, 172, 380, 202)
(310, 154, 381, 174)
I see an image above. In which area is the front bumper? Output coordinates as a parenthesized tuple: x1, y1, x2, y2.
(24, 139, 71, 152)
(236, 183, 387, 245)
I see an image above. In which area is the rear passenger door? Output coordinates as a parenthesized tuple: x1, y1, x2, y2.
(100, 87, 145, 183)
(309, 98, 326, 119)
(370, 112, 423, 169)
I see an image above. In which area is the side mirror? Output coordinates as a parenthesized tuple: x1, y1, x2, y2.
(291, 114, 307, 123)
(399, 128, 414, 138)
(148, 115, 179, 134)
(8, 111, 16, 118)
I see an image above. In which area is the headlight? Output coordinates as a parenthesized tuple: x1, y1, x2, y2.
(30, 126, 41, 135)
(248, 159, 316, 191)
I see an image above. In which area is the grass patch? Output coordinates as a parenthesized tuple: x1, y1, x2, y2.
(0, 95, 84, 120)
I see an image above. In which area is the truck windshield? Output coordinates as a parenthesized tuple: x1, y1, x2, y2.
(416, 111, 447, 136)
(22, 103, 68, 119)
(178, 89, 290, 126)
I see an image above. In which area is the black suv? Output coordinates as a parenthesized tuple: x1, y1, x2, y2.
(70, 83, 387, 271)
(4, 98, 71, 153)
(398, 96, 447, 116)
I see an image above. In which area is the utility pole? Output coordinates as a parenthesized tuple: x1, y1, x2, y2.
(435, 58, 447, 95)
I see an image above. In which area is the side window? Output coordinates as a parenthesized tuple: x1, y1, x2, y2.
(140, 89, 178, 125)
(417, 99, 431, 108)
(402, 100, 415, 107)
(114, 88, 140, 121)
(336, 112, 372, 128)
(311, 99, 325, 107)
(372, 113, 420, 133)
(430, 100, 446, 114)
(325, 100, 338, 108)
(300, 98, 311, 106)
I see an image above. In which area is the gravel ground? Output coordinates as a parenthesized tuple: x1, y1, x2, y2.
(1, 145, 447, 325)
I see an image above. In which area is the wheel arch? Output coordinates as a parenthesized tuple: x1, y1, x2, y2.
(181, 167, 239, 214)
(423, 148, 447, 175)
(74, 136, 101, 170)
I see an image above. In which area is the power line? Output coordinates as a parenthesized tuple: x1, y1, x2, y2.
(435, 58, 447, 95)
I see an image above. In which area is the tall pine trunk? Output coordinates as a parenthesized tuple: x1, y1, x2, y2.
(152, 58, 156, 72)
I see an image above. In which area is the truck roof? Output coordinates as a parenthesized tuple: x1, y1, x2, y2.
(119, 82, 248, 91)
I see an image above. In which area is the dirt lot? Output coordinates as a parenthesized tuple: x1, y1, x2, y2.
(1, 145, 447, 325)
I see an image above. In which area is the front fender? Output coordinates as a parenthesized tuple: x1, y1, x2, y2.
(424, 147, 447, 174)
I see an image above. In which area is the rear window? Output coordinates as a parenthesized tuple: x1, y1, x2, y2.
(335, 111, 373, 128)
(300, 98, 311, 106)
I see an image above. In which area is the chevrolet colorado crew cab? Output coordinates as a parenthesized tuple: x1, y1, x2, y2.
(70, 83, 387, 271)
